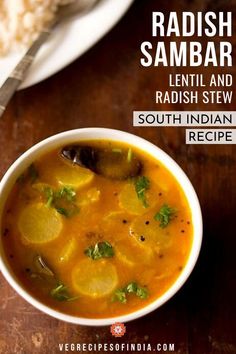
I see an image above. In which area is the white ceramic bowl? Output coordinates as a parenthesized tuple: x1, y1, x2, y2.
(0, 128, 202, 326)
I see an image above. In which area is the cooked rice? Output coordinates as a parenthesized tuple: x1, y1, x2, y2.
(0, 0, 74, 56)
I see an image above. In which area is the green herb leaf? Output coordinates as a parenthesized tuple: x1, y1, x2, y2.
(44, 187, 54, 207)
(126, 282, 138, 293)
(126, 282, 148, 299)
(55, 186, 76, 201)
(43, 186, 78, 218)
(134, 176, 150, 208)
(85, 243, 101, 260)
(50, 284, 69, 301)
(50, 282, 79, 302)
(85, 241, 114, 260)
(136, 286, 149, 299)
(98, 242, 114, 257)
(112, 289, 127, 303)
(84, 246, 94, 259)
(154, 204, 177, 228)
(113, 282, 148, 303)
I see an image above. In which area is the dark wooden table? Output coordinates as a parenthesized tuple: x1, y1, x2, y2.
(0, 0, 235, 353)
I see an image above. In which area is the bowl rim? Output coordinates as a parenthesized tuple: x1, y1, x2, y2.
(0, 128, 203, 326)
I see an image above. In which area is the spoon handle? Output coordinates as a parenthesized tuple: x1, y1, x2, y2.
(0, 29, 51, 118)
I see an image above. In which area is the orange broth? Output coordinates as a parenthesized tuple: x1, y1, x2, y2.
(2, 140, 193, 318)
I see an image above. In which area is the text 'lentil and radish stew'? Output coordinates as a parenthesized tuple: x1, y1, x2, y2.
(2, 140, 193, 318)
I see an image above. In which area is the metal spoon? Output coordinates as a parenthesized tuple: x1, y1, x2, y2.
(0, 0, 99, 118)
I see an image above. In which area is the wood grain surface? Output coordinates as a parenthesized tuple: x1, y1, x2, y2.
(0, 0, 236, 353)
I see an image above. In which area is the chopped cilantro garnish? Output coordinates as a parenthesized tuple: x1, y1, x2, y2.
(154, 204, 177, 228)
(50, 282, 78, 302)
(126, 282, 138, 293)
(43, 186, 78, 218)
(126, 282, 148, 299)
(85, 241, 114, 260)
(50, 284, 68, 301)
(55, 186, 76, 201)
(134, 176, 150, 208)
(44, 187, 54, 207)
(113, 289, 127, 304)
(113, 282, 148, 303)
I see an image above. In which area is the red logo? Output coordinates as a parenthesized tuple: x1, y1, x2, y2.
(110, 322, 126, 337)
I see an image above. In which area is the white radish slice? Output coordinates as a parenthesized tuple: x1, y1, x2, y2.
(18, 203, 63, 244)
(119, 184, 148, 215)
(129, 213, 172, 251)
(115, 238, 153, 267)
(54, 164, 94, 190)
(72, 259, 118, 298)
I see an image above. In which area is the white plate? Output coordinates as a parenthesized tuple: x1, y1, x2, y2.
(0, 0, 134, 90)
